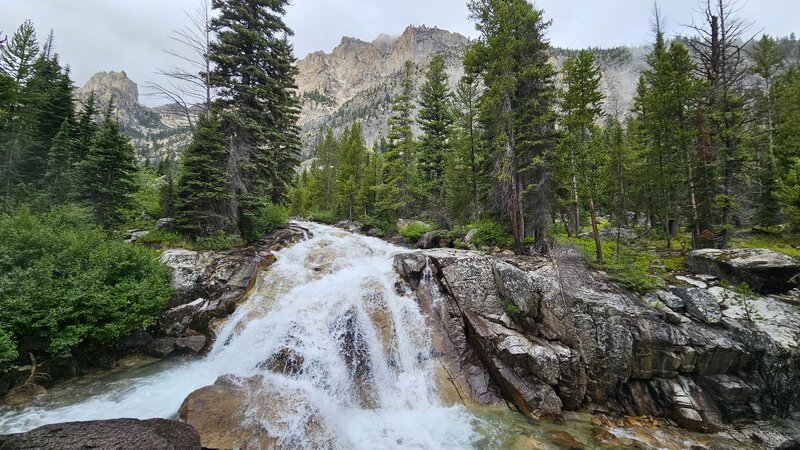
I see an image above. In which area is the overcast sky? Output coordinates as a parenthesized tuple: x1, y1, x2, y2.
(2, 1, 797, 105)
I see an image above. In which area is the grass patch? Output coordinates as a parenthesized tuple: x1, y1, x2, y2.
(733, 234, 800, 258)
(559, 236, 679, 293)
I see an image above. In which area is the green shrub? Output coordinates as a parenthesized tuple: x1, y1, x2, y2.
(0, 206, 173, 360)
(194, 232, 243, 251)
(503, 301, 521, 316)
(138, 229, 190, 248)
(470, 219, 514, 248)
(360, 216, 394, 236)
(306, 209, 339, 225)
(127, 168, 163, 224)
(240, 200, 289, 243)
(560, 236, 667, 293)
(398, 221, 435, 241)
(0, 328, 18, 368)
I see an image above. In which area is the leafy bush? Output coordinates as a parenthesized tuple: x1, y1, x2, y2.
(398, 221, 435, 241)
(470, 219, 514, 248)
(360, 216, 394, 236)
(195, 232, 243, 251)
(560, 236, 667, 293)
(138, 229, 190, 248)
(240, 200, 289, 243)
(127, 168, 163, 224)
(306, 209, 339, 225)
(0, 328, 18, 369)
(0, 206, 173, 362)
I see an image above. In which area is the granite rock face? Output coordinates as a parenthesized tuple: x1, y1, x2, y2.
(394, 247, 800, 432)
(686, 248, 800, 294)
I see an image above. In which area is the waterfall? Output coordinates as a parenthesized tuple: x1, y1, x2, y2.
(0, 223, 478, 448)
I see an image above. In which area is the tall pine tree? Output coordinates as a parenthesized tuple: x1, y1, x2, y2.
(209, 0, 300, 240)
(417, 53, 453, 207)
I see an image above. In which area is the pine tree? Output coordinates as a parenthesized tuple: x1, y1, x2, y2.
(45, 114, 80, 204)
(209, 0, 300, 239)
(417, 53, 453, 207)
(357, 144, 383, 218)
(175, 114, 230, 237)
(378, 61, 418, 219)
(751, 35, 785, 226)
(466, 0, 559, 251)
(688, 0, 753, 248)
(77, 101, 137, 229)
(559, 49, 605, 259)
(335, 123, 367, 220)
(450, 73, 483, 220)
(310, 128, 338, 213)
(0, 20, 39, 84)
(160, 155, 176, 218)
(17, 54, 75, 191)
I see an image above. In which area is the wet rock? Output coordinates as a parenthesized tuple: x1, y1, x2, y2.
(0, 418, 201, 450)
(175, 334, 207, 353)
(686, 248, 800, 294)
(147, 337, 176, 357)
(464, 311, 563, 418)
(179, 375, 330, 449)
(546, 429, 585, 449)
(3, 383, 47, 406)
(263, 348, 305, 375)
(672, 288, 722, 325)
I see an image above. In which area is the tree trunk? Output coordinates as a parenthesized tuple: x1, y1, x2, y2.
(588, 196, 603, 263)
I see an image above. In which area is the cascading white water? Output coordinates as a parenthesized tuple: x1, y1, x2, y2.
(0, 222, 479, 448)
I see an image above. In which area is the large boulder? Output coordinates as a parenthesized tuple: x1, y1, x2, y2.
(686, 248, 800, 294)
(179, 375, 332, 449)
(672, 288, 723, 325)
(0, 419, 201, 449)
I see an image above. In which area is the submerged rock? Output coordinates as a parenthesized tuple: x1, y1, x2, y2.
(0, 418, 201, 450)
(686, 248, 800, 294)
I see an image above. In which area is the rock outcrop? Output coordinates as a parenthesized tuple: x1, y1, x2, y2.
(394, 246, 800, 433)
(152, 225, 309, 356)
(0, 419, 201, 449)
(686, 248, 800, 294)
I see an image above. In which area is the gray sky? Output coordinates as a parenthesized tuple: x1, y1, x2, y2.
(2, 1, 797, 105)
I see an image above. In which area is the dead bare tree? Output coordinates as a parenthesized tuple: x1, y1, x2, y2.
(685, 0, 756, 248)
(147, 0, 213, 130)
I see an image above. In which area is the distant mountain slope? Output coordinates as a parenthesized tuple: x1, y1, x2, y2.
(76, 27, 653, 163)
(296, 26, 648, 157)
(74, 71, 188, 164)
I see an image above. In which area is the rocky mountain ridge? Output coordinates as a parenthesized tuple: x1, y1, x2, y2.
(76, 26, 648, 163)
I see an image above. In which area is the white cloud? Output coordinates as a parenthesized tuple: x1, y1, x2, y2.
(1, 0, 795, 106)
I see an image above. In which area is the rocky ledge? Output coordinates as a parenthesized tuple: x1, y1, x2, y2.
(685, 248, 800, 294)
(394, 246, 800, 444)
(144, 225, 309, 357)
(0, 419, 201, 449)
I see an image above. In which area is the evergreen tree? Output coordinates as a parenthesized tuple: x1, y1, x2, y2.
(77, 101, 137, 229)
(209, 0, 300, 238)
(159, 155, 176, 218)
(776, 158, 800, 230)
(450, 73, 483, 220)
(45, 115, 80, 204)
(558, 49, 605, 259)
(17, 54, 75, 191)
(0, 20, 39, 84)
(688, 0, 752, 248)
(378, 61, 418, 219)
(466, 0, 559, 251)
(417, 53, 453, 206)
(175, 114, 230, 237)
(310, 128, 338, 212)
(357, 144, 383, 218)
(751, 35, 785, 226)
(335, 123, 367, 220)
